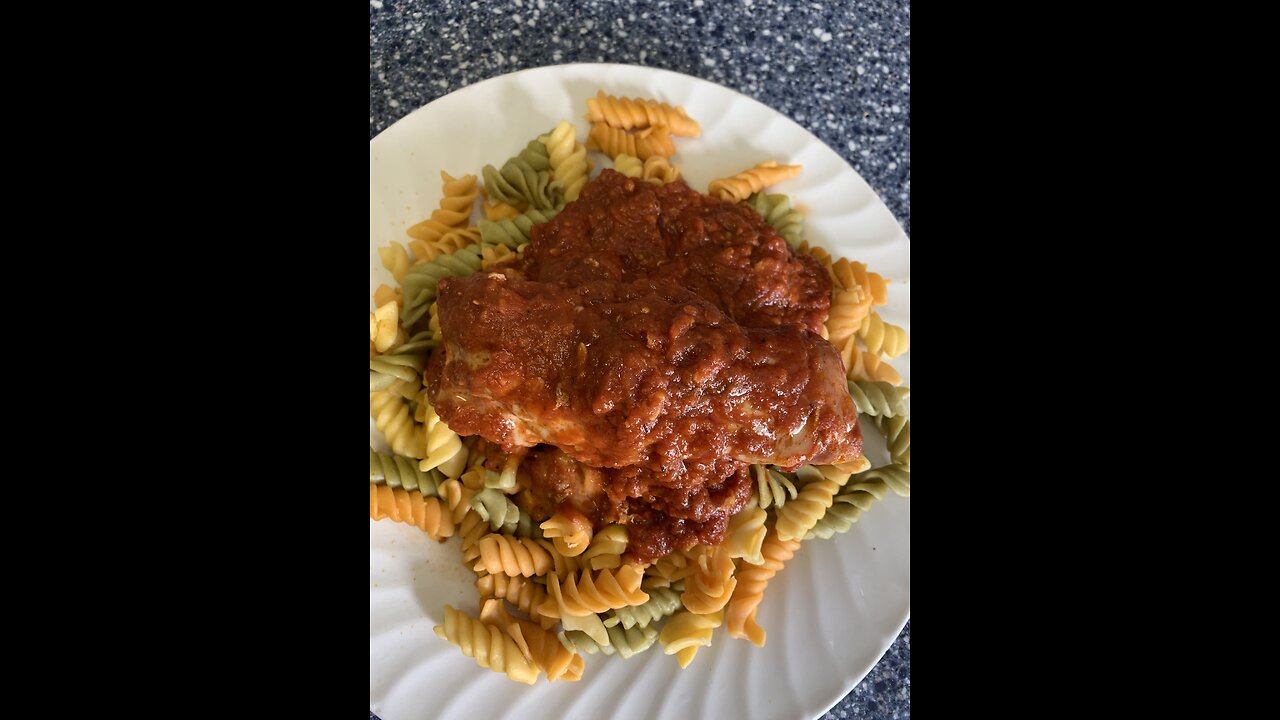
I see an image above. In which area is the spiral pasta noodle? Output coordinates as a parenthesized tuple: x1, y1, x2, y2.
(471, 487, 523, 533)
(708, 161, 803, 203)
(605, 586, 682, 630)
(482, 198, 523, 221)
(421, 399, 468, 477)
(377, 241, 413, 281)
(373, 283, 402, 310)
(724, 500, 767, 565)
(585, 90, 702, 137)
(859, 311, 909, 358)
(872, 414, 911, 469)
(725, 530, 800, 646)
(458, 511, 489, 565)
(472, 534, 555, 577)
(747, 192, 805, 247)
(540, 509, 593, 557)
(541, 564, 649, 618)
(368, 331, 435, 395)
(752, 464, 798, 509)
(837, 335, 903, 386)
(480, 243, 517, 269)
(436, 479, 474, 528)
(831, 258, 889, 304)
(369, 483, 454, 540)
(482, 141, 564, 211)
(433, 605, 538, 685)
(612, 153, 643, 179)
(774, 464, 854, 542)
(659, 610, 723, 668)
(369, 390, 424, 458)
(370, 300, 401, 352)
(805, 470, 902, 541)
(827, 283, 874, 348)
(579, 524, 627, 571)
(586, 122, 676, 160)
(541, 120, 590, 202)
(646, 548, 699, 587)
(399, 243, 482, 326)
(680, 545, 738, 615)
(477, 205, 561, 250)
(848, 381, 910, 418)
(642, 155, 681, 184)
(409, 226, 480, 266)
(369, 447, 439, 497)
(476, 573, 556, 630)
(406, 172, 478, 248)
(480, 600, 585, 681)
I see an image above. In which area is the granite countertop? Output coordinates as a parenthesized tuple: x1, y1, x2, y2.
(370, 1, 910, 717)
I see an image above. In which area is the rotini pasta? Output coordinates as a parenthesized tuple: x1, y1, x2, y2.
(399, 243, 482, 326)
(541, 565, 649, 617)
(725, 530, 800, 646)
(471, 487, 522, 533)
(641, 155, 681, 184)
(369, 390, 424, 458)
(371, 301, 401, 353)
(541, 120, 590, 202)
(477, 205, 561, 250)
(606, 623, 660, 659)
(578, 524, 628, 571)
(406, 171, 478, 245)
(473, 534, 554, 577)
(480, 243, 517, 269)
(585, 122, 676, 160)
(680, 545, 738, 615)
(805, 466, 908, 541)
(585, 90, 702, 137)
(482, 198, 524, 221)
(377, 241, 413, 281)
(605, 586, 682, 630)
(724, 499, 767, 565)
(827, 282, 874, 348)
(774, 464, 854, 542)
(859, 311, 909, 358)
(369, 483, 454, 540)
(612, 153, 643, 179)
(437, 478, 474, 524)
(747, 192, 804, 247)
(476, 573, 556, 630)
(421, 399, 468, 477)
(708, 160, 803, 203)
(540, 509, 593, 558)
(373, 283, 403, 310)
(752, 464, 798, 510)
(458, 511, 489, 566)
(409, 225, 480, 266)
(433, 605, 538, 685)
(831, 258, 889, 303)
(847, 380, 910, 418)
(659, 610, 723, 669)
(369, 447, 439, 497)
(482, 141, 564, 211)
(479, 600, 585, 681)
(837, 335, 904, 385)
(558, 606, 611, 647)
(872, 414, 911, 470)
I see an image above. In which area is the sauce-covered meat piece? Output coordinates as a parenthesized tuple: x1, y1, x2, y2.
(517, 170, 832, 335)
(428, 272, 861, 472)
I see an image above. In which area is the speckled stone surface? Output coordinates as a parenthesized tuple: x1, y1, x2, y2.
(370, 1, 910, 717)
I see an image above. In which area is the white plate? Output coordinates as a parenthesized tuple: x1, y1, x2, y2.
(370, 63, 910, 720)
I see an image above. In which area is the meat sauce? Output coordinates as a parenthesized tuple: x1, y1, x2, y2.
(429, 171, 862, 561)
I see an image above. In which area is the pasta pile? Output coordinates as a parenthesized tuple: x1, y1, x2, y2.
(370, 92, 911, 684)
